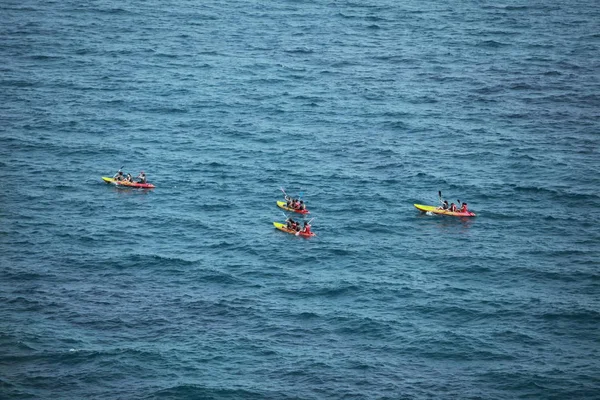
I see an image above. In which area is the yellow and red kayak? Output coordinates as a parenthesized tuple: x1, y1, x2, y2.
(102, 177, 155, 189)
(273, 222, 316, 237)
(276, 201, 310, 214)
(414, 204, 476, 217)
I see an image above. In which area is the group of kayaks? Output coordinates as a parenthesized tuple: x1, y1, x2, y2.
(272, 190, 475, 239)
(273, 188, 316, 238)
(102, 174, 475, 238)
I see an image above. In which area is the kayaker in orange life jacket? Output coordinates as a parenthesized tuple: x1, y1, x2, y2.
(459, 203, 469, 213)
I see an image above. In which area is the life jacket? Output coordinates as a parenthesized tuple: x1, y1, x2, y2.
(460, 204, 468, 213)
(450, 204, 457, 212)
(295, 201, 300, 209)
(304, 225, 311, 234)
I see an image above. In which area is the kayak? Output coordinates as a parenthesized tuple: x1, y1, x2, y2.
(273, 222, 316, 237)
(414, 204, 476, 217)
(102, 177, 155, 189)
(276, 201, 310, 214)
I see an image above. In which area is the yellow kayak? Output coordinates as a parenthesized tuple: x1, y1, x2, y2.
(273, 222, 316, 237)
(276, 200, 310, 214)
(102, 177, 155, 189)
(414, 204, 476, 217)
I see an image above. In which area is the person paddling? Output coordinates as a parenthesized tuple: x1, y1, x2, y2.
(299, 200, 306, 210)
(459, 202, 469, 213)
(137, 171, 147, 184)
(114, 170, 124, 181)
(302, 221, 311, 235)
(449, 202, 457, 212)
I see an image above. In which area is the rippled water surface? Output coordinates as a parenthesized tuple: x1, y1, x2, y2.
(1, 0, 599, 398)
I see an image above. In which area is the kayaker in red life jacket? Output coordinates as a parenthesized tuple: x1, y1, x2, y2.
(137, 171, 147, 184)
(449, 202, 457, 212)
(302, 221, 311, 234)
(459, 203, 468, 213)
(294, 200, 301, 209)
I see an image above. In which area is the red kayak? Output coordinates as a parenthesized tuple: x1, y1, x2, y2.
(102, 177, 155, 189)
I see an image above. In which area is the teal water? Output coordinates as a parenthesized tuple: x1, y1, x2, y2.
(1, 1, 599, 398)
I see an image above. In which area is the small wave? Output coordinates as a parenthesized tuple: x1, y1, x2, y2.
(477, 40, 509, 48)
(92, 7, 134, 15)
(284, 47, 314, 54)
(117, 254, 198, 269)
(200, 269, 246, 285)
(151, 385, 268, 400)
(504, 5, 529, 11)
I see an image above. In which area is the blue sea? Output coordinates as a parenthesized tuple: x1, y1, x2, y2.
(1, 0, 599, 398)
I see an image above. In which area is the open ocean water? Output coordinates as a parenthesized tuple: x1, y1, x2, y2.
(1, 0, 599, 398)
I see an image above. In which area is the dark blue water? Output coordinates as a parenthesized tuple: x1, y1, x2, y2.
(1, 0, 599, 398)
